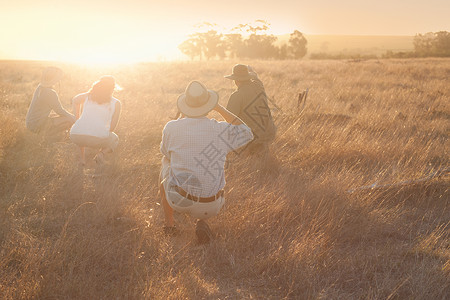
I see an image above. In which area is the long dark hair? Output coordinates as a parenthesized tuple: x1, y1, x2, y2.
(89, 75, 116, 104)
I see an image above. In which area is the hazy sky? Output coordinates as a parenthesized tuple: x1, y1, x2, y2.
(1, 0, 449, 62)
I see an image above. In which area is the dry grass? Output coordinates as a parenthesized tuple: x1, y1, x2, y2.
(0, 58, 449, 299)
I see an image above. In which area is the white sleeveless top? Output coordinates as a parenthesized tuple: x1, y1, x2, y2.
(70, 94, 118, 138)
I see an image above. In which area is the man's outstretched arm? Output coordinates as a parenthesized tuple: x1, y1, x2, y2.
(214, 103, 245, 125)
(51, 94, 75, 121)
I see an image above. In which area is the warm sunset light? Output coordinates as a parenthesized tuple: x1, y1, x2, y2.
(1, 0, 449, 299)
(1, 0, 448, 63)
(1, 3, 185, 63)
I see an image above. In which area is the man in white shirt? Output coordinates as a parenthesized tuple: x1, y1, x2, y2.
(160, 81, 253, 243)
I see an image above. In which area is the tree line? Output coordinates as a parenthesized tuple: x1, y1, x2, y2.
(381, 31, 450, 59)
(178, 21, 307, 60)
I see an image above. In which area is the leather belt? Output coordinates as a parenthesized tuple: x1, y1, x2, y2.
(175, 186, 224, 203)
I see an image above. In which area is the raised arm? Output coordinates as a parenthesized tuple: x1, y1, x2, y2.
(248, 65, 265, 91)
(213, 103, 246, 125)
(215, 103, 254, 151)
(50, 94, 76, 121)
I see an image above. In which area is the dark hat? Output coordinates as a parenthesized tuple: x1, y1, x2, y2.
(224, 64, 255, 81)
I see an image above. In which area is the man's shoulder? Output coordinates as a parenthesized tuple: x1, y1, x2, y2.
(249, 80, 265, 93)
(163, 118, 192, 130)
(230, 89, 242, 97)
(234, 81, 264, 96)
(40, 86, 58, 97)
(164, 118, 222, 132)
(229, 90, 244, 103)
(163, 119, 179, 130)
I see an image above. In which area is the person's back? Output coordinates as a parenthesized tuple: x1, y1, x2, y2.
(26, 85, 59, 132)
(70, 93, 118, 138)
(225, 64, 276, 148)
(162, 116, 249, 198)
(25, 66, 75, 134)
(69, 76, 122, 166)
(228, 79, 276, 144)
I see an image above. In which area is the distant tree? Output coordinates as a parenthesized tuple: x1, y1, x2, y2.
(178, 30, 225, 60)
(238, 20, 279, 59)
(244, 33, 278, 59)
(178, 21, 310, 60)
(200, 30, 224, 60)
(414, 31, 450, 57)
(383, 31, 450, 59)
(414, 32, 435, 57)
(278, 44, 288, 60)
(433, 31, 450, 56)
(289, 30, 307, 59)
(233, 20, 270, 35)
(178, 38, 201, 60)
(224, 33, 244, 58)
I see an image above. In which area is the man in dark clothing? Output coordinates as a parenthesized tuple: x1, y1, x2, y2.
(224, 64, 276, 153)
(26, 67, 75, 135)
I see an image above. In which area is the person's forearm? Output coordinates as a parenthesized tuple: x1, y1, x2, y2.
(55, 104, 75, 119)
(215, 104, 245, 125)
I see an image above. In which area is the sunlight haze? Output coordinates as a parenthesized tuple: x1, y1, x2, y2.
(1, 0, 448, 63)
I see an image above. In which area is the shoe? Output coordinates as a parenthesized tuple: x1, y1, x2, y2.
(195, 220, 212, 244)
(163, 225, 179, 236)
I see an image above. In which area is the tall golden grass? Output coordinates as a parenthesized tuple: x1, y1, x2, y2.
(0, 58, 448, 299)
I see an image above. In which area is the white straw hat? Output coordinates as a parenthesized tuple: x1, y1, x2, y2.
(177, 81, 218, 117)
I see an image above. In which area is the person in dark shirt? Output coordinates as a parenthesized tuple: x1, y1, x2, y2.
(225, 64, 276, 153)
(26, 67, 75, 135)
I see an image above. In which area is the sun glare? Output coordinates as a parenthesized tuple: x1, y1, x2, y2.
(0, 7, 183, 64)
(60, 52, 145, 66)
(55, 39, 181, 65)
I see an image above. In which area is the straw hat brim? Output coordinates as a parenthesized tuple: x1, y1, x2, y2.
(177, 90, 218, 118)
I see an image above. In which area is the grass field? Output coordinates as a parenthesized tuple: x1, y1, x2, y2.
(0, 58, 449, 299)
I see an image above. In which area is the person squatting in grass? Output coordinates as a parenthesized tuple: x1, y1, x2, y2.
(225, 64, 276, 154)
(70, 76, 122, 166)
(160, 81, 253, 244)
(26, 67, 76, 136)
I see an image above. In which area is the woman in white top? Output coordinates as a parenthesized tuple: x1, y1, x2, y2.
(70, 75, 122, 165)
